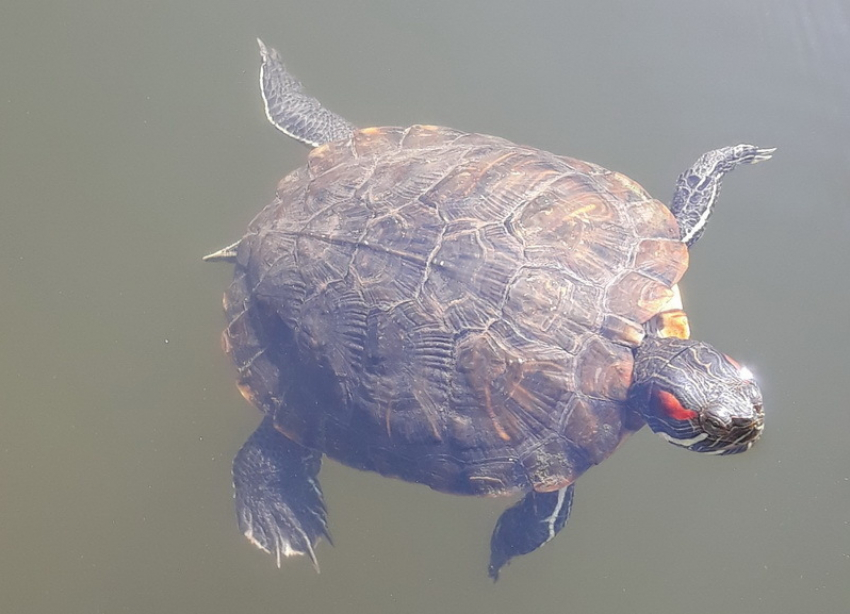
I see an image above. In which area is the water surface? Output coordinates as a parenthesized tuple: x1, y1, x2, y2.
(2, 1, 848, 612)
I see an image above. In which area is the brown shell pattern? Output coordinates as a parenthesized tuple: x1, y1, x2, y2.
(223, 125, 688, 497)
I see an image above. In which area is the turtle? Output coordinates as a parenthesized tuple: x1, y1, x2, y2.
(205, 39, 770, 579)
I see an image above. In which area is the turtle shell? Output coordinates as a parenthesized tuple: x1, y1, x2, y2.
(223, 125, 688, 497)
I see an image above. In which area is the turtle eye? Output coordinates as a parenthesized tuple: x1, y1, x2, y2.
(640, 387, 707, 450)
(632, 340, 765, 454)
(701, 410, 733, 436)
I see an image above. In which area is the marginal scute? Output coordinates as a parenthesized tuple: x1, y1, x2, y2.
(520, 435, 578, 492)
(627, 193, 681, 239)
(237, 381, 257, 405)
(633, 238, 689, 286)
(353, 126, 405, 157)
(555, 155, 606, 177)
(604, 170, 654, 205)
(605, 270, 675, 325)
(401, 124, 463, 149)
(559, 396, 629, 466)
(306, 138, 353, 177)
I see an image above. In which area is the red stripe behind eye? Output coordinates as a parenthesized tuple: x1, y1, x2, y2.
(655, 389, 699, 421)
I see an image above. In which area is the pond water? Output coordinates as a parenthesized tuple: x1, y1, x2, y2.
(2, 1, 848, 613)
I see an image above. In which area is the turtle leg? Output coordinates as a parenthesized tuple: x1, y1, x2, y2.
(670, 144, 775, 247)
(488, 485, 575, 580)
(232, 416, 331, 570)
(257, 39, 356, 148)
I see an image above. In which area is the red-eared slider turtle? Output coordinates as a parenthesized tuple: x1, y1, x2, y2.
(205, 39, 770, 579)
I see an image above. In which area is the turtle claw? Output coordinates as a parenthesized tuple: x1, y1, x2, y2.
(233, 417, 330, 570)
(237, 484, 331, 571)
(750, 146, 777, 164)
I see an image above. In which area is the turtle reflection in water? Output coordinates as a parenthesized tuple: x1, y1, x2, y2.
(205, 39, 769, 579)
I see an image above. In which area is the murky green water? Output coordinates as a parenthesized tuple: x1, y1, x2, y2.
(2, 1, 848, 612)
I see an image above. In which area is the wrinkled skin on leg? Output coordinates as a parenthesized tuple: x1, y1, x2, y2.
(232, 417, 331, 569)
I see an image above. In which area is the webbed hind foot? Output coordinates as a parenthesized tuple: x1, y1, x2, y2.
(233, 417, 331, 569)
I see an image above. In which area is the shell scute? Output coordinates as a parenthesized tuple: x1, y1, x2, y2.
(632, 238, 689, 286)
(352, 126, 405, 157)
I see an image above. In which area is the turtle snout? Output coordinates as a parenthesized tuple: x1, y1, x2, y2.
(699, 400, 764, 454)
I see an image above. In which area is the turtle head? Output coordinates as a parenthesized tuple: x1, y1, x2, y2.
(630, 336, 764, 455)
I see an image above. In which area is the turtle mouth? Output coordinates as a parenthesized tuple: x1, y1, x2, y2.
(653, 406, 765, 455)
(695, 410, 765, 455)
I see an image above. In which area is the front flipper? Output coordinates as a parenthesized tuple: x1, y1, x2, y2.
(670, 144, 775, 247)
(232, 417, 331, 570)
(258, 38, 356, 148)
(488, 485, 575, 580)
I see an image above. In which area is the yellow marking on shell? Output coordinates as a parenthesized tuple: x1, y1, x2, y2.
(665, 284, 684, 311)
(482, 384, 512, 442)
(311, 142, 331, 156)
(220, 331, 233, 354)
(654, 310, 691, 340)
(413, 124, 440, 131)
(647, 286, 691, 339)
(359, 126, 384, 135)
(637, 284, 674, 316)
(236, 381, 257, 405)
(411, 387, 445, 441)
(562, 203, 597, 221)
(533, 477, 576, 493)
(383, 397, 443, 443)
(610, 171, 648, 198)
(458, 150, 525, 195)
(468, 475, 510, 491)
